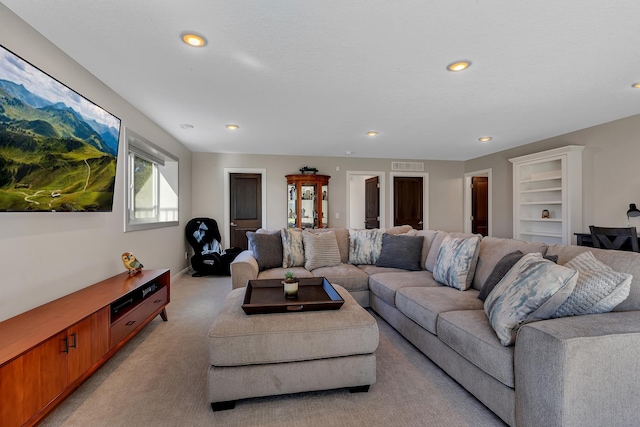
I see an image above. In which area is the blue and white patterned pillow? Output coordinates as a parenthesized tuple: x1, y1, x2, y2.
(348, 229, 384, 265)
(281, 228, 304, 268)
(484, 252, 578, 346)
(553, 251, 632, 317)
(433, 235, 480, 290)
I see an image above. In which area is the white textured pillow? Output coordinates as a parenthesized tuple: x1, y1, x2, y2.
(554, 251, 632, 317)
(281, 228, 304, 268)
(484, 252, 578, 346)
(432, 235, 480, 290)
(302, 230, 341, 270)
(348, 229, 384, 265)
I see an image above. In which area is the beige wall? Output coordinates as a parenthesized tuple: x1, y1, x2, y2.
(0, 6, 192, 321)
(192, 153, 465, 246)
(464, 114, 640, 238)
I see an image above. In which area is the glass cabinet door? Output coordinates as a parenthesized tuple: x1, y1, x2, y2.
(321, 184, 328, 227)
(287, 183, 296, 228)
(301, 184, 315, 229)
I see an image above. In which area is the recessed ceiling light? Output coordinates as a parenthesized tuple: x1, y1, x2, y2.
(366, 131, 378, 137)
(226, 124, 239, 130)
(181, 32, 207, 47)
(179, 123, 194, 129)
(447, 61, 471, 72)
(478, 136, 492, 142)
(632, 83, 640, 88)
(345, 151, 353, 155)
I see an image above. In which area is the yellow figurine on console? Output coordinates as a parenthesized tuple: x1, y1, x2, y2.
(122, 252, 144, 275)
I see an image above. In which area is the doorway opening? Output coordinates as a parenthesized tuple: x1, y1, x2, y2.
(346, 171, 385, 229)
(389, 172, 429, 230)
(463, 169, 492, 236)
(224, 168, 267, 248)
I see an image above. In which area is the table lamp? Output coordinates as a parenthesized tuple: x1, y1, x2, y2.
(627, 203, 640, 226)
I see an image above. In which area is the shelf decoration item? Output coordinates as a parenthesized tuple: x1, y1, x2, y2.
(121, 252, 144, 275)
(282, 271, 299, 298)
(542, 209, 550, 219)
(299, 166, 318, 174)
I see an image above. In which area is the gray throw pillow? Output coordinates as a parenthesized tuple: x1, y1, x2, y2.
(246, 231, 283, 271)
(375, 233, 424, 271)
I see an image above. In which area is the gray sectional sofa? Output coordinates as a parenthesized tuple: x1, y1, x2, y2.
(230, 227, 640, 427)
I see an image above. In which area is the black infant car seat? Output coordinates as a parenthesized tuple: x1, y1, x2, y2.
(185, 218, 242, 276)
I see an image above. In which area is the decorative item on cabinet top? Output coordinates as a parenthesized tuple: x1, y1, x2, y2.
(299, 166, 318, 174)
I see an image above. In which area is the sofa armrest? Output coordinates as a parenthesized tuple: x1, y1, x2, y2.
(230, 250, 259, 289)
(514, 311, 640, 427)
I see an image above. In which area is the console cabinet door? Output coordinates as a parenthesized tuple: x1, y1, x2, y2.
(67, 307, 109, 381)
(0, 332, 68, 427)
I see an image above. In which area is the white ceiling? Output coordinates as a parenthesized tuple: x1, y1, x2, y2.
(3, 1, 640, 161)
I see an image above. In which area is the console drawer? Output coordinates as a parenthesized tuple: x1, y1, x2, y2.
(110, 286, 168, 347)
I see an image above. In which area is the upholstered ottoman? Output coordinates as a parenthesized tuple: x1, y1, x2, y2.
(207, 284, 379, 410)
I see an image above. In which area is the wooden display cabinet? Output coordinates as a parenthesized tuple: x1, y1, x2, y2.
(286, 174, 330, 229)
(0, 269, 170, 427)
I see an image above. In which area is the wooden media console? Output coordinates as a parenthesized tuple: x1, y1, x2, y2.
(0, 269, 170, 427)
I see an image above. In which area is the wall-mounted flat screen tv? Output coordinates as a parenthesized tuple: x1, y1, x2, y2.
(0, 44, 121, 212)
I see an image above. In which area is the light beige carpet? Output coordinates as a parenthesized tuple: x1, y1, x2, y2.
(41, 274, 506, 427)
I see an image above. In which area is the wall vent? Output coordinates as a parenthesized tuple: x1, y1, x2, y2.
(391, 162, 424, 172)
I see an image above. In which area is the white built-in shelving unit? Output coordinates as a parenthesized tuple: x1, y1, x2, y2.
(510, 145, 584, 245)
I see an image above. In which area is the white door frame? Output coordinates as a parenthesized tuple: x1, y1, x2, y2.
(345, 171, 386, 229)
(224, 168, 267, 248)
(389, 172, 429, 230)
(463, 168, 492, 235)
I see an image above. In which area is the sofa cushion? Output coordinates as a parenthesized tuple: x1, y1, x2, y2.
(472, 236, 548, 291)
(554, 251, 632, 318)
(357, 265, 409, 275)
(368, 270, 439, 307)
(257, 267, 314, 281)
(246, 231, 283, 271)
(415, 229, 439, 272)
(302, 230, 341, 270)
(281, 228, 305, 268)
(375, 233, 424, 271)
(484, 252, 578, 346)
(383, 224, 414, 235)
(546, 244, 640, 312)
(348, 229, 384, 265)
(433, 235, 480, 290)
(395, 286, 484, 335)
(438, 310, 515, 388)
(311, 263, 370, 292)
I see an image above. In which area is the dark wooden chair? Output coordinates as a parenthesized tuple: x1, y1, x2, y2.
(589, 225, 640, 252)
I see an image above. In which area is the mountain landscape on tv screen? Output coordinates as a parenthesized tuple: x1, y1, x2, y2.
(0, 75, 121, 212)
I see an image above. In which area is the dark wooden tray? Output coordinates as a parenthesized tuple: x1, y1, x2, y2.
(242, 277, 344, 315)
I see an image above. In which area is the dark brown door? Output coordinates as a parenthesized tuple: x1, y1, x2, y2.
(471, 176, 488, 236)
(394, 176, 423, 230)
(365, 176, 380, 229)
(230, 173, 262, 249)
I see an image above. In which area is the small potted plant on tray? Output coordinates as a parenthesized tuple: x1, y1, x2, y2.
(283, 271, 299, 298)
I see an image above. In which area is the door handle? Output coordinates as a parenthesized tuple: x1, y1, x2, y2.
(230, 222, 237, 227)
(418, 221, 423, 225)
